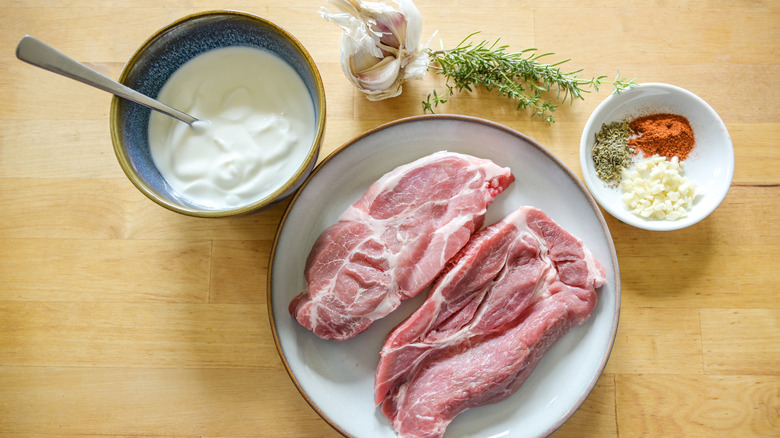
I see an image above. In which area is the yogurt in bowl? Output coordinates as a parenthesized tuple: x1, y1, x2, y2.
(148, 46, 316, 210)
(110, 10, 325, 218)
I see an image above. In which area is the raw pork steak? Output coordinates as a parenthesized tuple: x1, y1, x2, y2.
(289, 151, 514, 341)
(375, 206, 606, 438)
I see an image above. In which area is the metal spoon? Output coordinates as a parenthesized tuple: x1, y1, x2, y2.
(16, 35, 200, 126)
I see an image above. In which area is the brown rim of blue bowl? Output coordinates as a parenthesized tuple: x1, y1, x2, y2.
(109, 10, 326, 218)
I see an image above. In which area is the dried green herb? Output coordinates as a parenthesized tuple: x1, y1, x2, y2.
(592, 121, 634, 186)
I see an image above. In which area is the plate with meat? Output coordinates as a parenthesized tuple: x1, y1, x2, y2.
(268, 114, 620, 438)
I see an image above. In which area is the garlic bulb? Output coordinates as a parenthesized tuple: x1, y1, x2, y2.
(320, 0, 429, 100)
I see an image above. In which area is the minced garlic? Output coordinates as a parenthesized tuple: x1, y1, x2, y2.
(620, 155, 697, 220)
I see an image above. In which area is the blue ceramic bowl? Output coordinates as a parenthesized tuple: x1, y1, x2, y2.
(110, 10, 326, 217)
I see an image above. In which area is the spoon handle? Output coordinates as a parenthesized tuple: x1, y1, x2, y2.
(16, 35, 198, 125)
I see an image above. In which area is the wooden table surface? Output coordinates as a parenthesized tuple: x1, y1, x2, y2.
(2, 1, 778, 437)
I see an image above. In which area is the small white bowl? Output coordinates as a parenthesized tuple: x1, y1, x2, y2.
(580, 83, 734, 231)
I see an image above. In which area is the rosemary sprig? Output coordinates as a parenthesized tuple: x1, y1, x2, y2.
(423, 32, 637, 123)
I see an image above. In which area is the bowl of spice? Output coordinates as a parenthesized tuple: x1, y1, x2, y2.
(579, 83, 733, 231)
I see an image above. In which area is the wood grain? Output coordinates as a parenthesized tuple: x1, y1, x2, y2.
(616, 374, 780, 437)
(1, 1, 778, 437)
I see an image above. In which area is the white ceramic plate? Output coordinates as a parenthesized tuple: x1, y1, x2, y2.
(269, 115, 621, 438)
(580, 83, 734, 231)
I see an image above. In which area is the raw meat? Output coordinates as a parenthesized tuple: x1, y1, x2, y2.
(289, 151, 514, 341)
(375, 206, 607, 438)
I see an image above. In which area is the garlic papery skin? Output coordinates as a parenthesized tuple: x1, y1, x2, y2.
(320, 0, 428, 100)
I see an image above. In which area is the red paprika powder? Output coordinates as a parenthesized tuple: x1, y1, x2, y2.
(629, 113, 695, 160)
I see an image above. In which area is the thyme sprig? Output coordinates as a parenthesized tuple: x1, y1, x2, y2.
(423, 32, 637, 123)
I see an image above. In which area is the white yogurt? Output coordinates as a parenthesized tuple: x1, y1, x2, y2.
(148, 46, 316, 209)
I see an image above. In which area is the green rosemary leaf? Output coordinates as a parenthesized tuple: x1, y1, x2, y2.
(423, 32, 638, 122)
